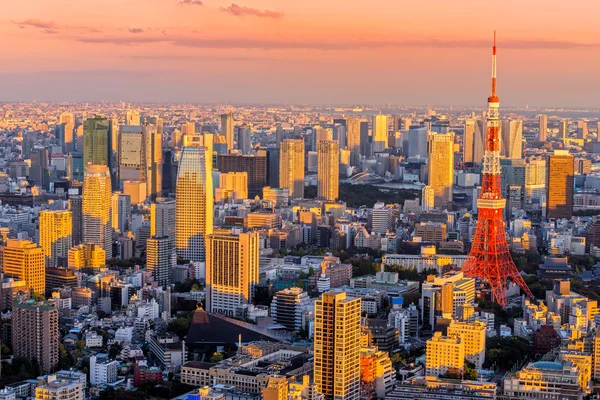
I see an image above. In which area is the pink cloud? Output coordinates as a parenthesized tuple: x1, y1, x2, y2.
(220, 3, 283, 19)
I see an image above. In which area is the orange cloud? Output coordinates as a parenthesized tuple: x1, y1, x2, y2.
(220, 3, 283, 19)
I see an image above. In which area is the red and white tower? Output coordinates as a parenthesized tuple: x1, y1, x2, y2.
(461, 33, 533, 306)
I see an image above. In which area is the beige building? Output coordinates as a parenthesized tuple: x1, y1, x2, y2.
(68, 244, 106, 270)
(279, 139, 305, 199)
(426, 332, 464, 377)
(35, 374, 84, 400)
(83, 164, 113, 257)
(39, 210, 72, 268)
(346, 117, 361, 165)
(314, 291, 361, 400)
(427, 132, 454, 210)
(317, 140, 339, 202)
(219, 172, 248, 200)
(206, 231, 259, 315)
(447, 320, 487, 369)
(263, 375, 289, 400)
(3, 239, 45, 295)
(372, 115, 388, 153)
(13, 300, 59, 373)
(546, 150, 574, 219)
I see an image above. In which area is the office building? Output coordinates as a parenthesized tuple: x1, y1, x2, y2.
(577, 120, 588, 140)
(176, 136, 213, 262)
(359, 347, 395, 399)
(221, 112, 234, 152)
(219, 172, 249, 200)
(39, 210, 72, 268)
(83, 165, 113, 257)
(346, 117, 361, 165)
(263, 375, 289, 400)
(147, 236, 172, 288)
(117, 125, 144, 182)
(501, 119, 523, 159)
(68, 244, 105, 270)
(463, 120, 475, 163)
(546, 150, 574, 219)
(83, 115, 111, 174)
(314, 291, 361, 400)
(239, 125, 251, 155)
(371, 202, 391, 234)
(279, 139, 305, 199)
(13, 299, 59, 372)
(270, 287, 310, 332)
(151, 198, 176, 251)
(472, 120, 486, 164)
(421, 272, 475, 327)
(217, 154, 267, 198)
(447, 320, 487, 369)
(69, 194, 83, 245)
(206, 231, 260, 315)
(126, 109, 141, 126)
(360, 121, 371, 157)
(427, 132, 454, 210)
(539, 114, 548, 141)
(3, 239, 45, 295)
(111, 193, 131, 234)
(559, 120, 568, 140)
(502, 361, 581, 400)
(35, 374, 84, 400)
(317, 140, 339, 201)
(425, 332, 464, 377)
(421, 185, 434, 211)
(372, 115, 388, 153)
(90, 355, 119, 386)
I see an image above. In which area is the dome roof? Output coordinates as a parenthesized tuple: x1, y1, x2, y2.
(529, 361, 563, 371)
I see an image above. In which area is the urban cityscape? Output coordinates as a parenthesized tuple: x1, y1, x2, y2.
(3, 2, 600, 400)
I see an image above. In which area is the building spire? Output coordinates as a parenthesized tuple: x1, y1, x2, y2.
(490, 31, 498, 101)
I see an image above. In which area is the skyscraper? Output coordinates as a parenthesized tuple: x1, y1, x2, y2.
(473, 120, 486, 164)
(83, 164, 113, 258)
(12, 299, 59, 373)
(463, 120, 475, 164)
(111, 193, 131, 234)
(427, 132, 454, 210)
(559, 120, 568, 141)
(501, 119, 523, 159)
(221, 112, 234, 152)
(117, 125, 144, 183)
(217, 154, 267, 198)
(83, 115, 112, 173)
(126, 109, 141, 125)
(219, 172, 249, 200)
(239, 125, 251, 155)
(577, 120, 588, 140)
(314, 291, 361, 400)
(3, 239, 45, 295)
(346, 117, 361, 166)
(146, 236, 171, 288)
(360, 121, 371, 157)
(546, 150, 574, 219)
(144, 123, 163, 199)
(317, 140, 339, 201)
(176, 135, 213, 262)
(275, 125, 284, 148)
(151, 198, 176, 251)
(539, 114, 548, 142)
(279, 139, 305, 199)
(206, 231, 259, 315)
(69, 194, 83, 245)
(421, 185, 434, 211)
(372, 115, 388, 153)
(39, 210, 72, 268)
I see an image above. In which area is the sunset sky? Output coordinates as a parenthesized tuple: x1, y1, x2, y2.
(2, 0, 600, 106)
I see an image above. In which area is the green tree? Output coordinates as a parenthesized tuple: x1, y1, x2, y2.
(209, 352, 224, 363)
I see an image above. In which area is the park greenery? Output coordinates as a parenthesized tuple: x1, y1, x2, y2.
(304, 183, 419, 208)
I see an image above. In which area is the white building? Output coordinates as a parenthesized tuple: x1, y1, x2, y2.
(114, 327, 134, 343)
(90, 355, 119, 385)
(371, 202, 392, 234)
(85, 332, 103, 348)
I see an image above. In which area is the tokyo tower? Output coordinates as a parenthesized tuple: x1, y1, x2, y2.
(461, 32, 533, 306)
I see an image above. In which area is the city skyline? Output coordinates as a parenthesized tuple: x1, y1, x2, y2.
(3, 1, 600, 106)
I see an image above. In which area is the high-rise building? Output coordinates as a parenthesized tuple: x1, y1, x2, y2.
(546, 150, 574, 219)
(219, 172, 249, 200)
(421, 185, 434, 211)
(314, 291, 361, 400)
(317, 140, 339, 201)
(346, 117, 361, 166)
(270, 287, 310, 332)
(217, 154, 267, 198)
(360, 121, 371, 158)
(221, 112, 234, 152)
(3, 239, 45, 295)
(463, 120, 475, 164)
(117, 125, 144, 183)
(68, 244, 105, 270)
(371, 202, 392, 234)
(151, 198, 176, 251)
(239, 125, 251, 155)
(577, 120, 588, 140)
(12, 299, 59, 372)
(147, 236, 172, 288)
(176, 135, 213, 262)
(126, 109, 141, 126)
(501, 120, 523, 159)
(559, 120, 568, 141)
(39, 210, 72, 268)
(280, 139, 305, 199)
(427, 132, 454, 210)
(144, 124, 163, 199)
(206, 231, 259, 315)
(539, 114, 548, 142)
(111, 193, 131, 234)
(372, 115, 388, 153)
(83, 165, 113, 257)
(447, 320, 487, 369)
(69, 194, 83, 245)
(425, 332, 464, 377)
(275, 125, 284, 148)
(83, 115, 112, 174)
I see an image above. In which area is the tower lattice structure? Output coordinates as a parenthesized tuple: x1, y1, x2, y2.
(461, 33, 533, 306)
